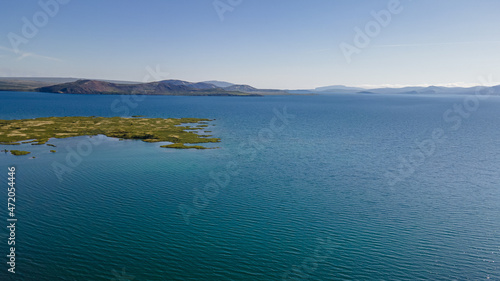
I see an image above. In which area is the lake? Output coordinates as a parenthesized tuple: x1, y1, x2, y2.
(0, 91, 499, 280)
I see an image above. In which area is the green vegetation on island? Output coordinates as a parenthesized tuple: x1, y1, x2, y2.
(0, 116, 220, 153)
(160, 143, 211, 149)
(50, 150, 56, 153)
(10, 150, 31, 156)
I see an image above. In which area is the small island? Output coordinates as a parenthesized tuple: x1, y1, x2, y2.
(9, 150, 31, 156)
(0, 116, 219, 153)
(160, 143, 208, 149)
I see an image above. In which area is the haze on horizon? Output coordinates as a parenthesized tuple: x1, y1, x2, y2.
(1, 0, 499, 89)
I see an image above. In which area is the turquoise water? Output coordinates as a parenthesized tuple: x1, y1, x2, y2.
(0, 91, 499, 280)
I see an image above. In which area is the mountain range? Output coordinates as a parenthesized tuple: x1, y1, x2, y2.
(306, 85, 500, 95)
(0, 77, 498, 96)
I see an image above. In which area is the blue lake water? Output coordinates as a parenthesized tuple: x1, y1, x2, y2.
(0, 91, 499, 280)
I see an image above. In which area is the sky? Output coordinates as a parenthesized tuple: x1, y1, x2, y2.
(1, 0, 500, 89)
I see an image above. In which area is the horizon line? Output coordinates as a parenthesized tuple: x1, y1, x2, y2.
(0, 76, 498, 90)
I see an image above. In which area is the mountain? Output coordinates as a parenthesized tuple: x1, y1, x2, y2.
(35, 79, 262, 96)
(4, 77, 498, 97)
(204, 81, 291, 95)
(203, 80, 235, 88)
(0, 77, 144, 92)
(153, 80, 221, 90)
(37, 80, 125, 95)
(314, 85, 365, 92)
(310, 84, 500, 95)
(35, 79, 294, 96)
(0, 77, 295, 96)
(224, 84, 258, 92)
(366, 86, 496, 95)
(225, 84, 291, 95)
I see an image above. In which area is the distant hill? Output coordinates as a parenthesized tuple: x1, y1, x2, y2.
(3, 77, 497, 97)
(224, 84, 258, 92)
(310, 84, 500, 95)
(38, 80, 125, 95)
(0, 77, 143, 92)
(366, 86, 500, 95)
(162, 80, 221, 90)
(203, 80, 235, 88)
(314, 85, 365, 92)
(35, 79, 262, 96)
(0, 77, 296, 96)
(224, 84, 290, 95)
(204, 81, 291, 95)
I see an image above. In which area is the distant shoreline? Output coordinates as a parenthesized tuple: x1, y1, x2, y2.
(1, 77, 498, 96)
(0, 78, 293, 96)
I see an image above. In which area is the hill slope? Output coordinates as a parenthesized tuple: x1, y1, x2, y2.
(36, 80, 261, 96)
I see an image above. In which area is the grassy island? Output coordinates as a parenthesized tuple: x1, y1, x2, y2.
(160, 143, 211, 149)
(10, 150, 31, 156)
(0, 116, 220, 152)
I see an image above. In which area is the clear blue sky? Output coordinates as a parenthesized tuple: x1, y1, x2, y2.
(1, 0, 500, 89)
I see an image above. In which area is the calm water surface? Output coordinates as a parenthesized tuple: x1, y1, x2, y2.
(0, 91, 499, 280)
